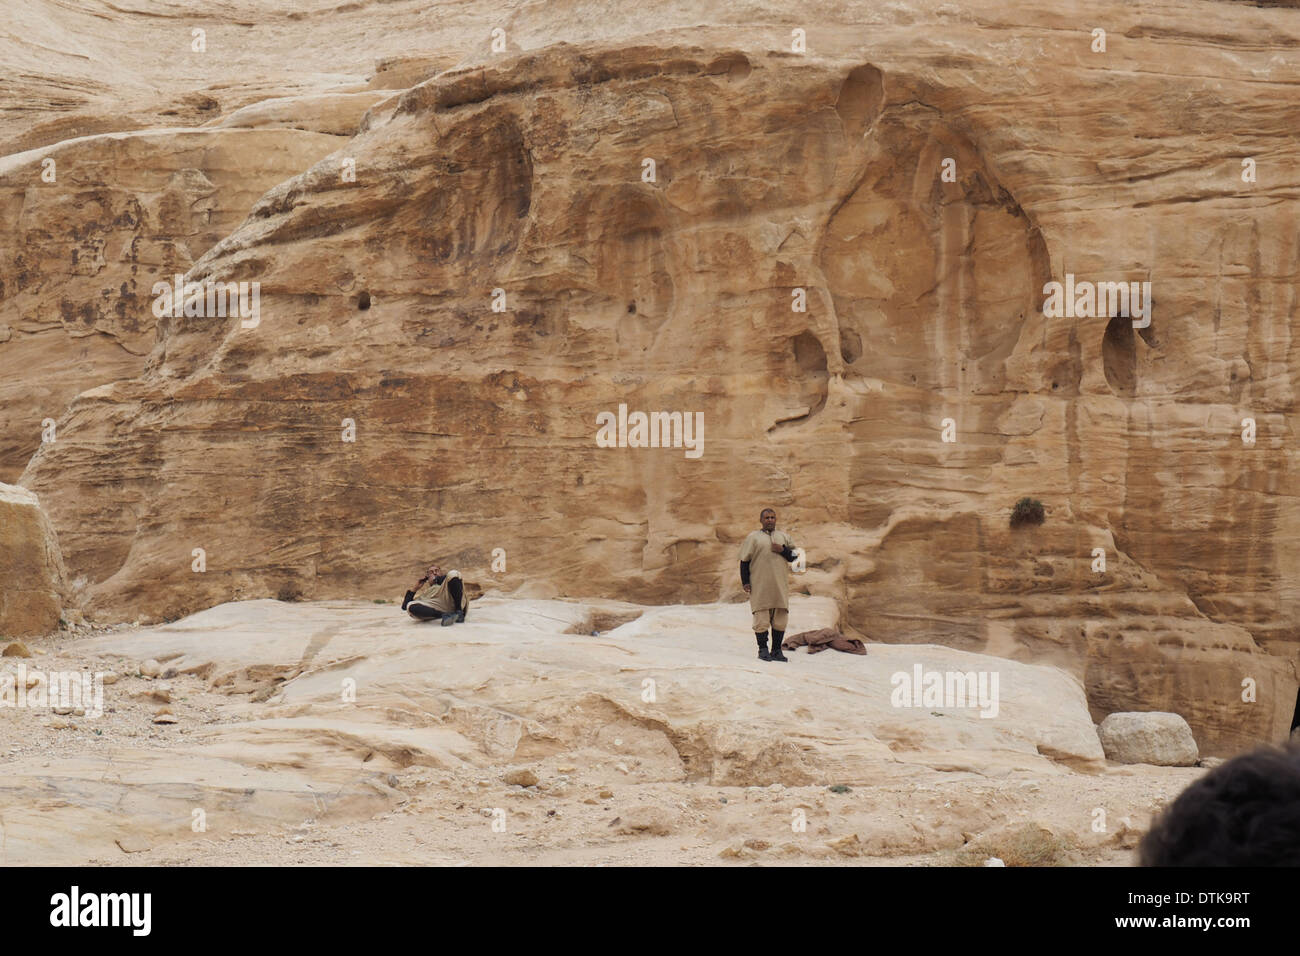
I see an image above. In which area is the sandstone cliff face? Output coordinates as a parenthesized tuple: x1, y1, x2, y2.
(0, 128, 344, 481)
(5, 0, 1300, 755)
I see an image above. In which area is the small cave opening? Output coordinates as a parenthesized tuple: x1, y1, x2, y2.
(793, 329, 828, 375)
(1102, 313, 1136, 396)
(835, 64, 884, 140)
(357, 290, 372, 311)
(770, 330, 830, 432)
(1291, 685, 1300, 737)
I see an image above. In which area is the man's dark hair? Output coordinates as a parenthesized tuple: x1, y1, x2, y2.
(760, 508, 776, 519)
(1139, 743, 1300, 866)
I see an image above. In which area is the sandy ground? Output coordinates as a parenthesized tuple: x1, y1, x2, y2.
(0, 600, 1205, 866)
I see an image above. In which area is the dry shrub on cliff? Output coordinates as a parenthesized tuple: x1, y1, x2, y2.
(1010, 497, 1046, 528)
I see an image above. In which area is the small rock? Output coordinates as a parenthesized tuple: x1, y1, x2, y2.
(162, 667, 178, 679)
(49, 718, 74, 730)
(743, 838, 771, 851)
(983, 857, 1006, 867)
(387, 774, 400, 788)
(72, 707, 85, 717)
(101, 672, 120, 685)
(52, 705, 73, 715)
(557, 765, 576, 773)
(2, 642, 32, 658)
(1198, 756, 1225, 770)
(616, 762, 629, 774)
(152, 708, 178, 725)
(503, 768, 539, 788)
(598, 789, 614, 799)
(140, 660, 162, 678)
(1107, 824, 1142, 850)
(828, 784, 851, 794)
(826, 833, 862, 857)
(614, 805, 677, 836)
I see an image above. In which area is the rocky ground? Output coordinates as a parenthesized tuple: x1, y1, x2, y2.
(0, 595, 1203, 865)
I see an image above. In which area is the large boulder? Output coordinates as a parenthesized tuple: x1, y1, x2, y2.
(1097, 712, 1199, 767)
(0, 482, 65, 637)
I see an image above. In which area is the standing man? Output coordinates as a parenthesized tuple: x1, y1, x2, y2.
(739, 508, 799, 662)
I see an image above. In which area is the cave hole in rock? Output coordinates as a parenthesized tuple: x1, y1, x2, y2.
(1101, 313, 1136, 396)
(835, 64, 884, 140)
(768, 330, 828, 427)
(357, 290, 371, 311)
(1291, 685, 1300, 734)
(793, 329, 828, 375)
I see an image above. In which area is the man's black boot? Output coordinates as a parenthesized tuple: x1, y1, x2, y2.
(770, 629, 788, 662)
(755, 632, 771, 661)
(441, 612, 457, 627)
(455, 608, 467, 623)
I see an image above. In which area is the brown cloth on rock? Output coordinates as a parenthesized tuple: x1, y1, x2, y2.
(780, 628, 867, 655)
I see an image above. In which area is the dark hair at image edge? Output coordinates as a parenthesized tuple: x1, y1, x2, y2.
(1139, 743, 1300, 866)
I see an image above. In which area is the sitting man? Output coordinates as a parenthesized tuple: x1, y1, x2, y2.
(402, 563, 468, 626)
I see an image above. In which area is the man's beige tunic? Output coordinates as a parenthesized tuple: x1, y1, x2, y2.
(412, 570, 466, 613)
(739, 530, 797, 612)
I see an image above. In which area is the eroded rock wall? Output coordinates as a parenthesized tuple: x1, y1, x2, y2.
(5, 1, 1300, 754)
